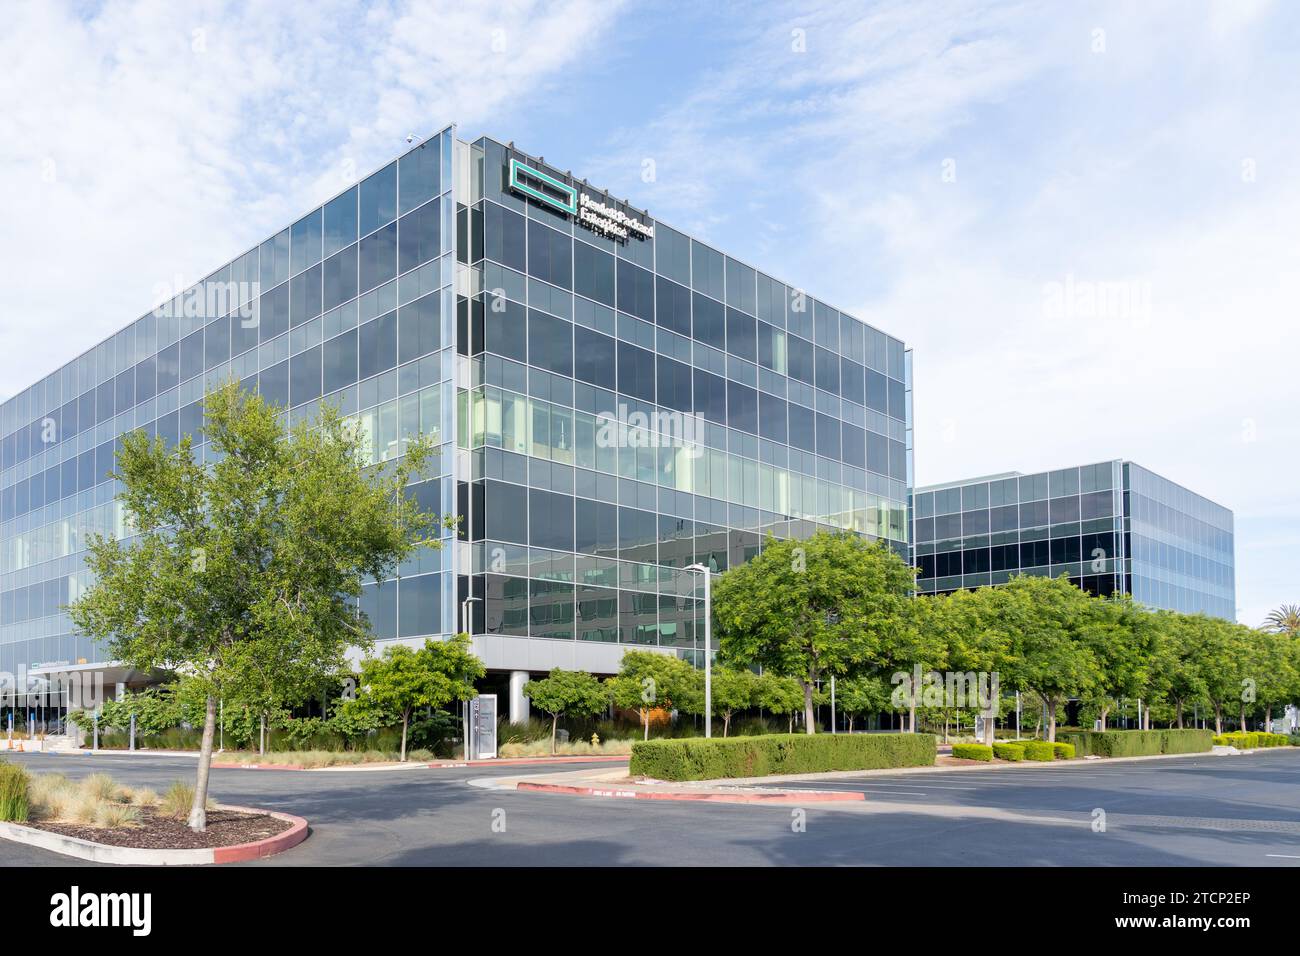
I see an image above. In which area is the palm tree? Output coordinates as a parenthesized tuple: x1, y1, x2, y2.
(1264, 604, 1300, 636)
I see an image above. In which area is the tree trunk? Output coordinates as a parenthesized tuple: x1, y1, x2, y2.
(551, 714, 559, 755)
(400, 712, 409, 762)
(801, 679, 816, 734)
(1046, 699, 1058, 743)
(723, 713, 731, 737)
(189, 695, 217, 833)
(1214, 702, 1223, 735)
(1240, 703, 1246, 731)
(1099, 706, 1108, 731)
(1266, 705, 1273, 729)
(1175, 700, 1184, 729)
(848, 715, 855, 734)
(787, 716, 794, 734)
(643, 709, 649, 741)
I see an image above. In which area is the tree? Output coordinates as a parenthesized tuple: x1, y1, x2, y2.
(1081, 595, 1158, 730)
(1160, 612, 1210, 728)
(836, 675, 891, 733)
(346, 636, 483, 761)
(68, 382, 444, 830)
(754, 672, 804, 733)
(709, 667, 758, 737)
(1197, 617, 1253, 734)
(713, 531, 915, 734)
(883, 594, 950, 735)
(606, 651, 695, 739)
(1264, 604, 1300, 636)
(993, 575, 1100, 742)
(523, 669, 610, 754)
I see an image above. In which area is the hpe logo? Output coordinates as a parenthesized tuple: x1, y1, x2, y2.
(49, 886, 151, 937)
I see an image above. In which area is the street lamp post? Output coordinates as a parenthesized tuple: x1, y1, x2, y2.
(460, 596, 481, 761)
(685, 563, 712, 738)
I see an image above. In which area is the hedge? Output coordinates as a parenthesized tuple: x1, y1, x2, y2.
(1019, 741, 1051, 761)
(992, 742, 1025, 761)
(0, 762, 29, 823)
(1221, 731, 1290, 749)
(629, 733, 937, 781)
(1052, 742, 1076, 760)
(952, 743, 993, 762)
(1056, 728, 1213, 758)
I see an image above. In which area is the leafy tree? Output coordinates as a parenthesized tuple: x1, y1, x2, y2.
(882, 594, 950, 734)
(753, 672, 804, 733)
(68, 382, 444, 830)
(992, 575, 1100, 742)
(1264, 603, 1300, 636)
(836, 675, 891, 733)
(345, 636, 483, 761)
(523, 669, 610, 754)
(928, 589, 1008, 742)
(1197, 617, 1253, 733)
(713, 531, 915, 734)
(709, 667, 758, 737)
(1081, 595, 1159, 730)
(1159, 612, 1210, 728)
(606, 651, 695, 739)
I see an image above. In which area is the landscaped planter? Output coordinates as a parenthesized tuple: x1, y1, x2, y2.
(0, 804, 308, 865)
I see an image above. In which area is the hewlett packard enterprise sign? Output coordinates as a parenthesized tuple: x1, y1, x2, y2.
(508, 158, 654, 243)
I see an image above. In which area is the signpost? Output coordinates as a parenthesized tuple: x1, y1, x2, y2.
(469, 694, 498, 760)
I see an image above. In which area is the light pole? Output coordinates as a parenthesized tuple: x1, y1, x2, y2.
(460, 596, 481, 760)
(685, 563, 712, 738)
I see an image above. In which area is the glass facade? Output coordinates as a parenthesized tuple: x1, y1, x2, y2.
(914, 459, 1235, 619)
(0, 126, 459, 682)
(0, 128, 913, 682)
(456, 138, 912, 664)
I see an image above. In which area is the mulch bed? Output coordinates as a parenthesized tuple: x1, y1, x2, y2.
(25, 807, 291, 850)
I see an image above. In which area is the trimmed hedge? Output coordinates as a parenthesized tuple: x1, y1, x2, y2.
(628, 732, 936, 781)
(952, 743, 993, 762)
(0, 761, 29, 823)
(1023, 741, 1055, 761)
(1221, 731, 1290, 749)
(992, 742, 1025, 762)
(1055, 728, 1212, 758)
(1052, 742, 1076, 760)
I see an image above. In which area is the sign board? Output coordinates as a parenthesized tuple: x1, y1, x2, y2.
(508, 158, 654, 244)
(469, 694, 497, 760)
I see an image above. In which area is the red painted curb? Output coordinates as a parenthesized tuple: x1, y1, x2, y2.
(515, 782, 864, 804)
(211, 807, 310, 864)
(428, 755, 630, 769)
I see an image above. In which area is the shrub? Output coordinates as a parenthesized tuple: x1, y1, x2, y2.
(1023, 741, 1055, 761)
(0, 762, 30, 823)
(94, 802, 141, 829)
(992, 743, 1025, 761)
(629, 733, 936, 781)
(1212, 734, 1230, 746)
(1056, 729, 1212, 758)
(951, 744, 993, 762)
(1052, 742, 1076, 760)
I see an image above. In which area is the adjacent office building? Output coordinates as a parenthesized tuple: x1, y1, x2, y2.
(0, 125, 914, 722)
(914, 460, 1236, 620)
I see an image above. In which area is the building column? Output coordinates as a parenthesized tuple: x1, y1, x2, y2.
(508, 671, 530, 724)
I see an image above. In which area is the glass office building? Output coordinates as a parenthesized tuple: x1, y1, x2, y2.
(914, 460, 1235, 620)
(0, 125, 913, 708)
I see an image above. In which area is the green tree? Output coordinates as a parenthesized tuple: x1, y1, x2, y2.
(606, 650, 695, 739)
(1081, 595, 1159, 730)
(993, 575, 1100, 742)
(713, 531, 915, 734)
(523, 669, 610, 754)
(1160, 612, 1210, 728)
(836, 675, 891, 733)
(709, 667, 758, 737)
(345, 636, 483, 761)
(68, 382, 444, 829)
(883, 594, 950, 734)
(1197, 617, 1253, 733)
(753, 672, 804, 733)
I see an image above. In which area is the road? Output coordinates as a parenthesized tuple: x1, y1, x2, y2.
(3, 749, 1300, 866)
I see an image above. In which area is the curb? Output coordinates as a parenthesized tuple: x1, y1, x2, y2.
(515, 781, 864, 804)
(0, 805, 308, 866)
(212, 762, 308, 771)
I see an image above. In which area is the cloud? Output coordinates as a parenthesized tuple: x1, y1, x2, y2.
(0, 0, 623, 399)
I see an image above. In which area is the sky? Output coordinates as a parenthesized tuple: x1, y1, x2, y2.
(1, 0, 1296, 626)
